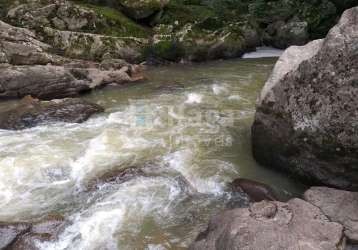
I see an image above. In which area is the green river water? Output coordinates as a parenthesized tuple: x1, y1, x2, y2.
(0, 55, 305, 249)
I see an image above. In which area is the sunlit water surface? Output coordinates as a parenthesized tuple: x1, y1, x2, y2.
(0, 56, 305, 249)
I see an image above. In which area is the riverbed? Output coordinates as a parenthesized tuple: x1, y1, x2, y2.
(0, 55, 305, 249)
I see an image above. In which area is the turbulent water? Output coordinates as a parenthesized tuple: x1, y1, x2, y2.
(0, 55, 305, 249)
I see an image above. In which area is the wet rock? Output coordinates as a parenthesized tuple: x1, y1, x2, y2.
(0, 222, 30, 249)
(0, 97, 104, 130)
(87, 166, 145, 191)
(0, 64, 136, 100)
(190, 199, 344, 250)
(229, 178, 278, 202)
(30, 214, 66, 240)
(5, 214, 66, 250)
(304, 187, 358, 243)
(252, 7, 358, 190)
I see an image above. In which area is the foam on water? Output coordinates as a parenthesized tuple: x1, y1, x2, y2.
(212, 83, 229, 96)
(39, 176, 186, 250)
(163, 150, 238, 195)
(242, 47, 284, 59)
(0, 58, 303, 248)
(185, 93, 203, 104)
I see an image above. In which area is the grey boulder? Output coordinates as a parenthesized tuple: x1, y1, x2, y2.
(0, 97, 104, 130)
(190, 198, 344, 250)
(304, 187, 358, 243)
(252, 7, 358, 190)
(0, 64, 133, 100)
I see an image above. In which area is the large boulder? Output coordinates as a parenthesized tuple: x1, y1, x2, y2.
(190, 198, 344, 250)
(252, 7, 358, 190)
(0, 64, 135, 100)
(304, 187, 358, 243)
(0, 97, 104, 130)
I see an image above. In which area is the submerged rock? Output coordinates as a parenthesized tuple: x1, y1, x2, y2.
(229, 178, 278, 202)
(304, 187, 358, 243)
(252, 7, 358, 190)
(0, 97, 104, 130)
(0, 222, 30, 249)
(190, 198, 344, 250)
(86, 166, 145, 191)
(0, 214, 65, 250)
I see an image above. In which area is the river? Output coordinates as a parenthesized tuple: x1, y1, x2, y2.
(0, 52, 305, 249)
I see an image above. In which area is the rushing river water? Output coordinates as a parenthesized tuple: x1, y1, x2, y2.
(0, 55, 305, 249)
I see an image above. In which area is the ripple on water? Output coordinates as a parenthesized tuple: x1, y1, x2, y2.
(0, 58, 304, 249)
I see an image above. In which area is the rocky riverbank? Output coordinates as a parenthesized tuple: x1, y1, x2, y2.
(191, 186, 358, 250)
(191, 6, 358, 250)
(0, 1, 357, 249)
(1, 0, 356, 64)
(0, 0, 355, 101)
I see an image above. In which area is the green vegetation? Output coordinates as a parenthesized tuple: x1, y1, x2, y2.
(76, 3, 151, 38)
(1, 0, 354, 62)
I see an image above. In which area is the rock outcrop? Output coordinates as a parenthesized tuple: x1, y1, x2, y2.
(2, 1, 149, 63)
(252, 7, 358, 190)
(304, 187, 358, 243)
(190, 198, 344, 250)
(0, 97, 104, 130)
(0, 64, 136, 100)
(0, 18, 144, 100)
(1, 0, 354, 63)
(86, 166, 145, 191)
(0, 20, 62, 65)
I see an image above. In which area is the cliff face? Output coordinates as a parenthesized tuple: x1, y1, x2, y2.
(252, 7, 358, 190)
(0, 0, 354, 63)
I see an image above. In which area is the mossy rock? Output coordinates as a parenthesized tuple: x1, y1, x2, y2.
(148, 20, 259, 62)
(79, 3, 151, 38)
(248, 0, 339, 39)
(144, 40, 185, 61)
(157, 3, 216, 28)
